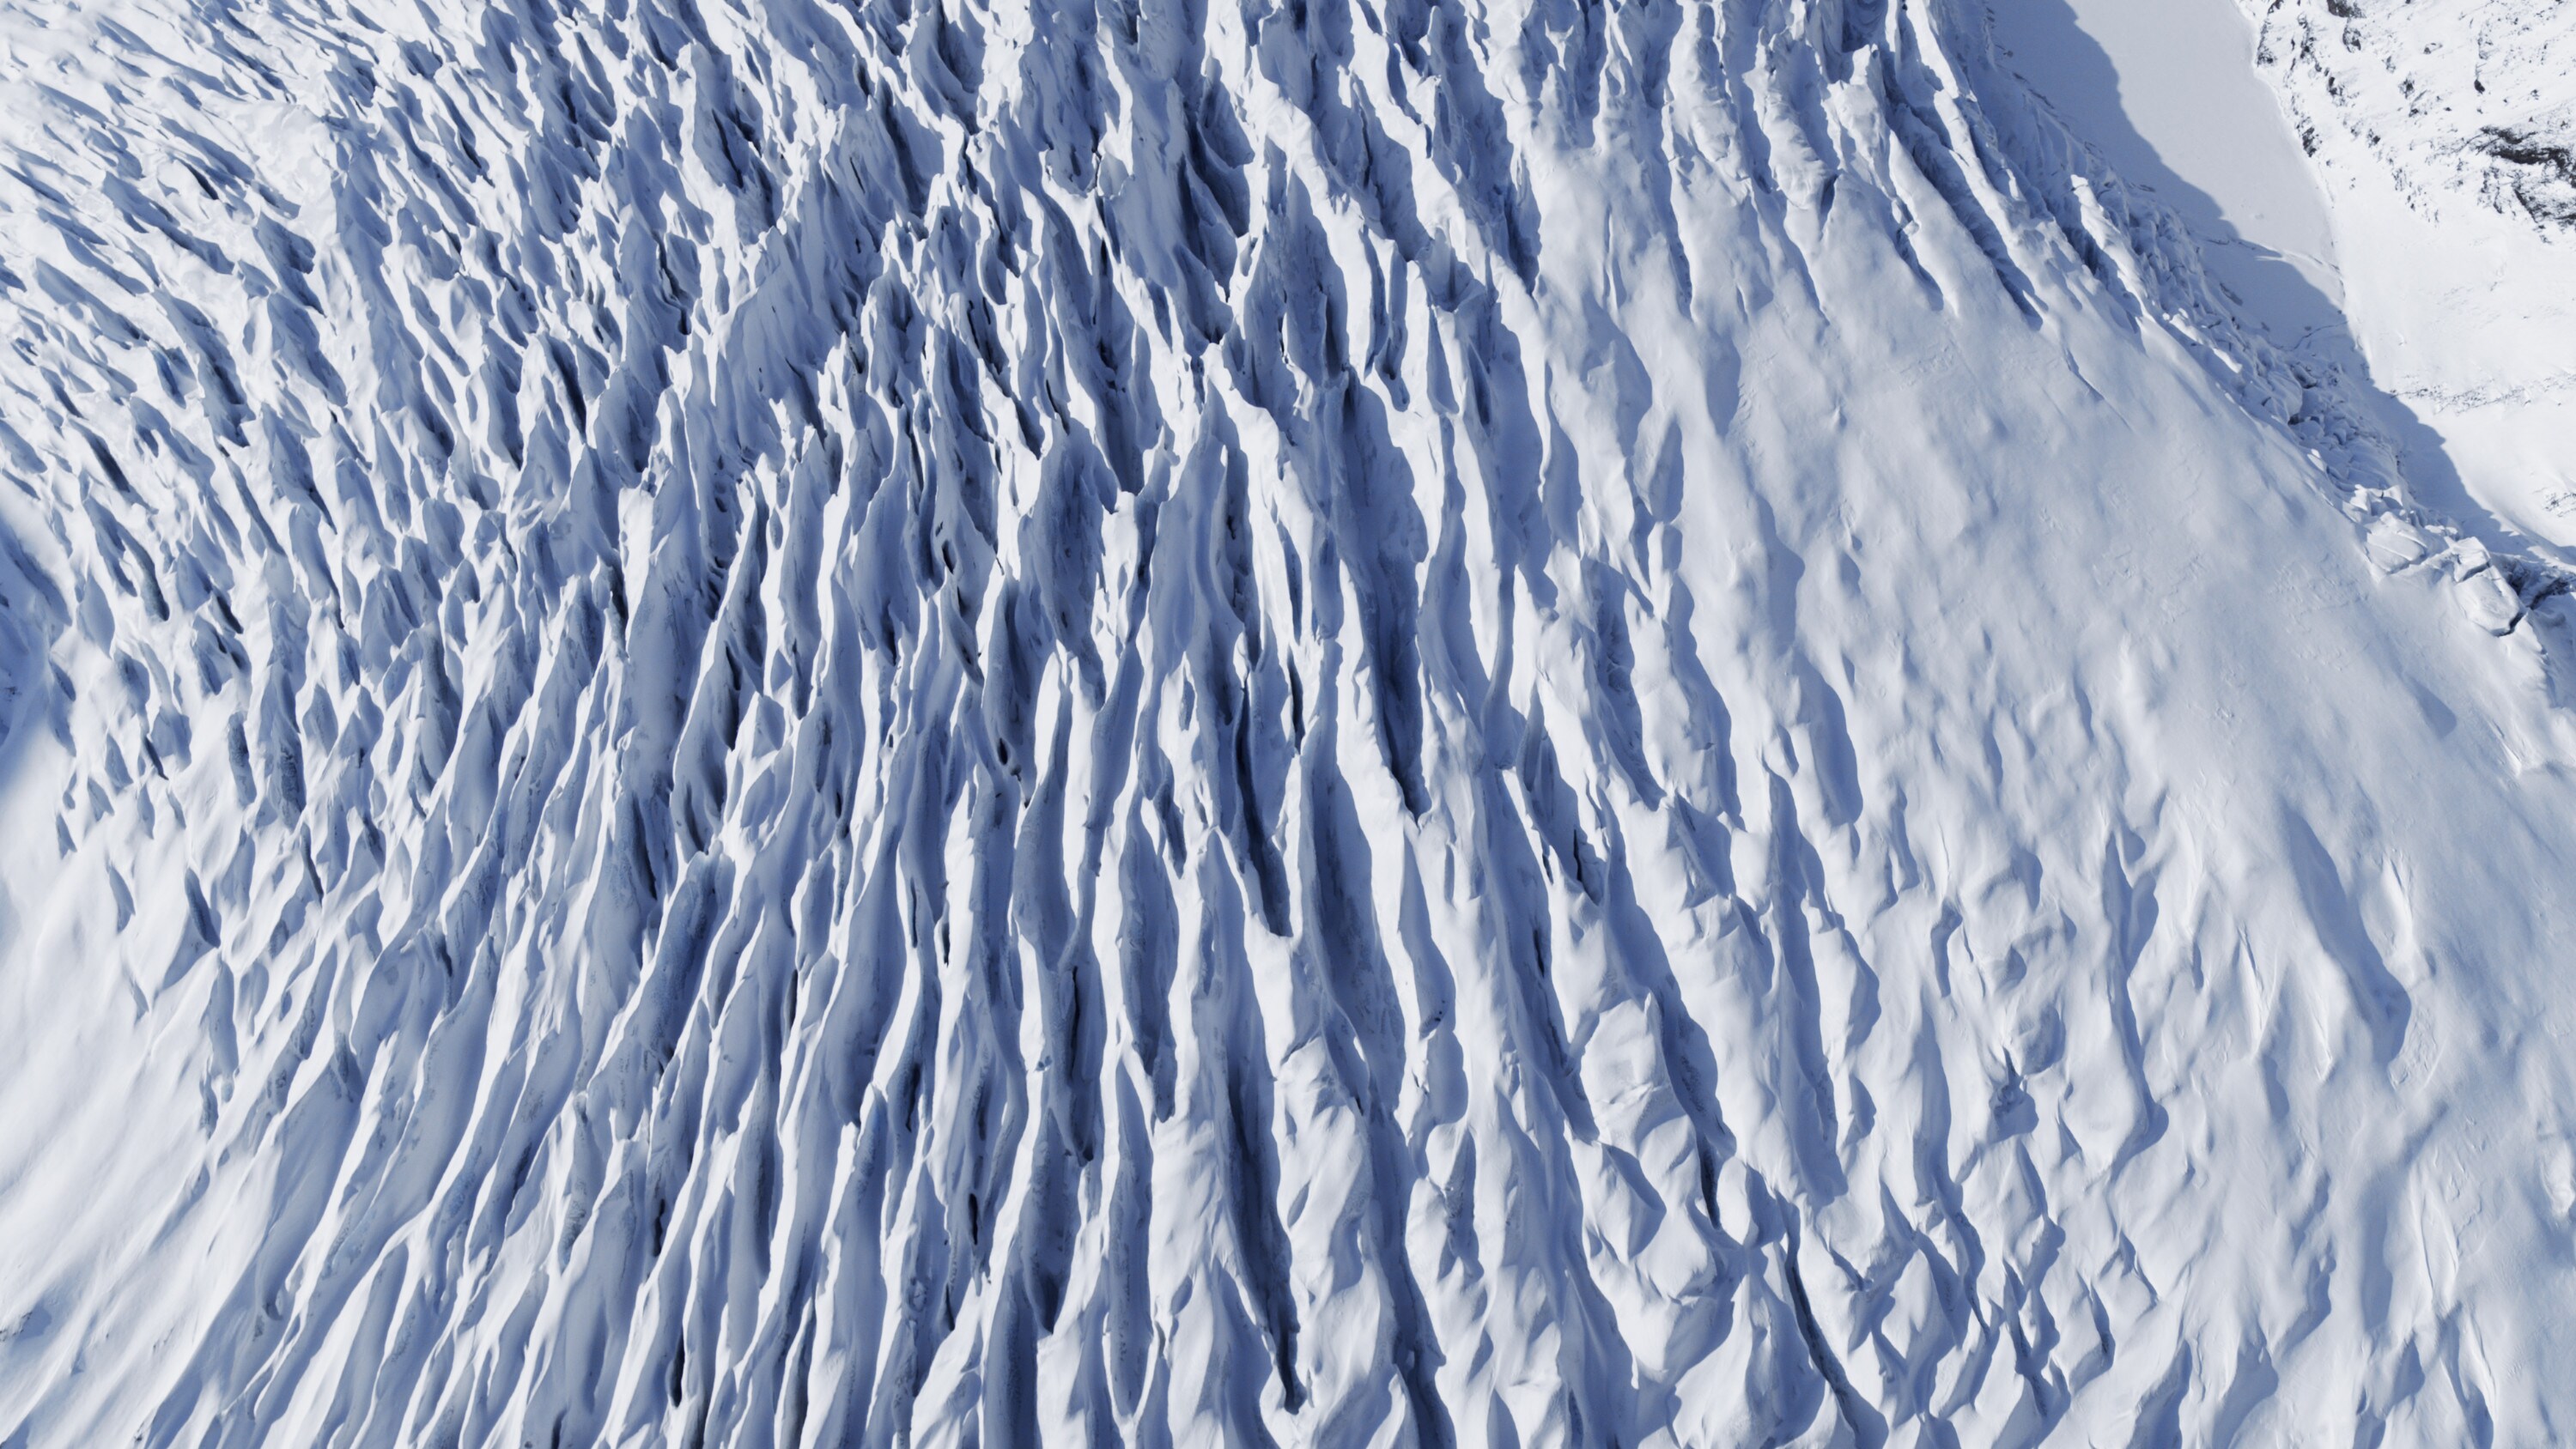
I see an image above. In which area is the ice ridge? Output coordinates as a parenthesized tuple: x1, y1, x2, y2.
(3, 0, 2576, 1445)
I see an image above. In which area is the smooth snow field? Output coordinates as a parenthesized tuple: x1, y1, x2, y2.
(2233, 0, 2576, 559)
(1, 0, 2574, 1446)
(1985, 0, 2345, 337)
(1996, 0, 2576, 561)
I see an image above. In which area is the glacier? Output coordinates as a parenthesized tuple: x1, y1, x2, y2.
(1, 0, 2573, 1444)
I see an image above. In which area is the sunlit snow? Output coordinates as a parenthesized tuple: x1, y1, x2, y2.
(0, 0, 2573, 1445)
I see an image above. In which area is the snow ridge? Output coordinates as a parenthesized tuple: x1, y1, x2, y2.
(2, 0, 2575, 1446)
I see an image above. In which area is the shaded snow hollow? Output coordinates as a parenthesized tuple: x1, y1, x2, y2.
(1986, 0, 2342, 340)
(2, 0, 2575, 1445)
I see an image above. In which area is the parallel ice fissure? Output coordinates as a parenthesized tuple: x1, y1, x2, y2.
(2, 0, 2574, 1446)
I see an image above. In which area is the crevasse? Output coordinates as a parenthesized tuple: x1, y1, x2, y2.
(2, 0, 2574, 1444)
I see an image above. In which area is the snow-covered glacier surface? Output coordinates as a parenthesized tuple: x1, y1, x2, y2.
(2242, 0, 2576, 555)
(3, 0, 2575, 1443)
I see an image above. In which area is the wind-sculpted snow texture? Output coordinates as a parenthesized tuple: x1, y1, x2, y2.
(4, 0, 2576, 1444)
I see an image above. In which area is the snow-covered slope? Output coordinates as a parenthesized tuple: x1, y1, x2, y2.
(2251, 0, 2576, 234)
(2243, 0, 2576, 555)
(2, 0, 2573, 1445)
(1986, 0, 2346, 340)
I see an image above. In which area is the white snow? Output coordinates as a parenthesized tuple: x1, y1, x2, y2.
(2235, 0, 2576, 558)
(0, 0, 2571, 1445)
(1986, 0, 2345, 337)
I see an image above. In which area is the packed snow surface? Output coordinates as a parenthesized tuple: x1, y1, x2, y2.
(1, 0, 2574, 1445)
(1986, 0, 2342, 337)
(2239, 0, 2576, 555)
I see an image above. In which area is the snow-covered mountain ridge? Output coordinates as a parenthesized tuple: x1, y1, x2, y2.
(2, 0, 2573, 1445)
